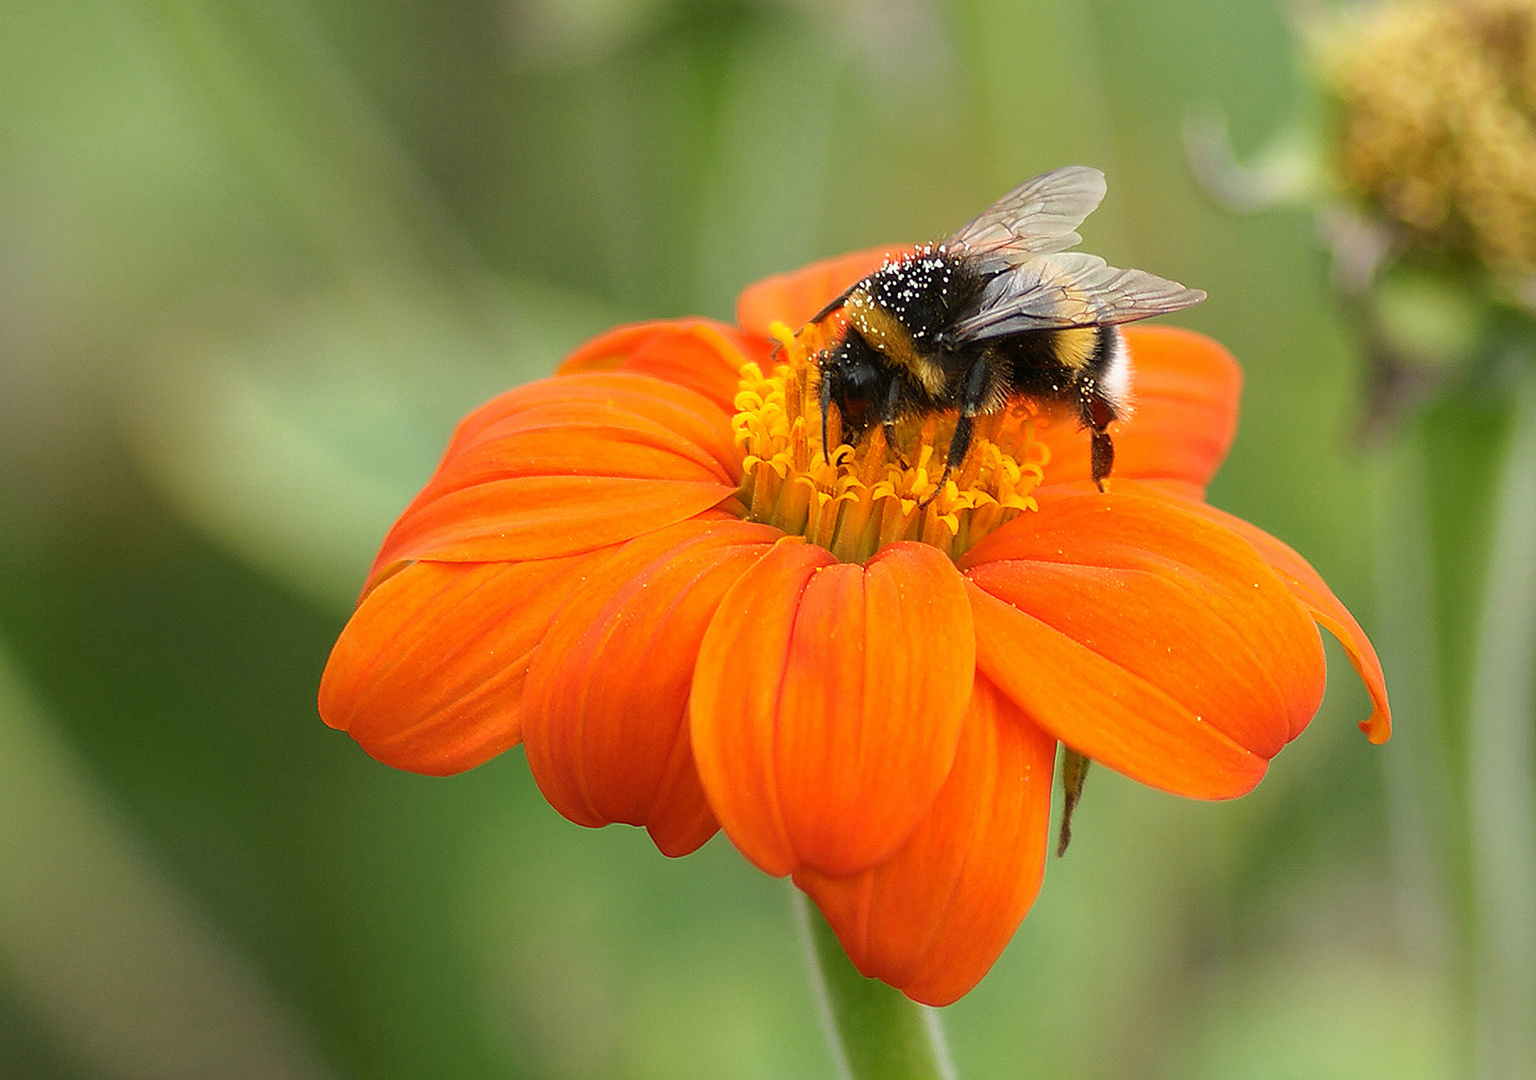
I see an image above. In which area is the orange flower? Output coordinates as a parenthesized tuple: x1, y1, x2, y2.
(320, 250, 1390, 1006)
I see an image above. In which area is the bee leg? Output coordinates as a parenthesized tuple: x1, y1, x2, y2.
(883, 422, 909, 468)
(820, 369, 835, 463)
(918, 361, 988, 508)
(1090, 431, 1114, 491)
(943, 410, 974, 479)
(916, 414, 970, 507)
(881, 378, 910, 468)
(1081, 383, 1118, 492)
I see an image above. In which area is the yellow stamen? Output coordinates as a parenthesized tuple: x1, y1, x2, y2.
(731, 321, 1045, 563)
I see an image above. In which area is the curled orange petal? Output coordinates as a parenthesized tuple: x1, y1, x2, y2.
(1162, 491, 1392, 744)
(320, 552, 601, 775)
(962, 491, 1328, 798)
(521, 519, 781, 857)
(1037, 325, 1242, 490)
(796, 676, 1056, 1006)
(691, 540, 975, 878)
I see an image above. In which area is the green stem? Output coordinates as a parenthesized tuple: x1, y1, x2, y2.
(794, 888, 955, 1080)
(1465, 366, 1536, 1079)
(1371, 437, 1454, 976)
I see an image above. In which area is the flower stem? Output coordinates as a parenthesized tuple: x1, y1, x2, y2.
(1465, 366, 1536, 1079)
(793, 889, 955, 1080)
(1371, 438, 1454, 979)
(1379, 358, 1536, 1078)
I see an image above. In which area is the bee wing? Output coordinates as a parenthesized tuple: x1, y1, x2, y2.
(945, 166, 1108, 262)
(946, 252, 1206, 341)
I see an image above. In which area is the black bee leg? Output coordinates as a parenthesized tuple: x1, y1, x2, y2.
(1090, 431, 1114, 491)
(941, 410, 975, 481)
(881, 378, 910, 468)
(917, 415, 969, 508)
(918, 362, 988, 508)
(883, 422, 909, 468)
(820, 369, 835, 463)
(1080, 383, 1118, 492)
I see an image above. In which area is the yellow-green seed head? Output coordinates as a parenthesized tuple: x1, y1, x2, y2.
(1317, 0, 1536, 271)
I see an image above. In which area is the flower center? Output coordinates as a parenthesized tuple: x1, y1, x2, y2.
(731, 321, 1046, 563)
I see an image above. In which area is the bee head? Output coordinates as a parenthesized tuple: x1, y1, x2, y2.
(817, 333, 889, 456)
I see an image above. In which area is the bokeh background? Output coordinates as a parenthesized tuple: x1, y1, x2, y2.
(0, 1, 1455, 1078)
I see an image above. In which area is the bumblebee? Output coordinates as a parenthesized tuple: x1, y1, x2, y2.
(812, 166, 1205, 496)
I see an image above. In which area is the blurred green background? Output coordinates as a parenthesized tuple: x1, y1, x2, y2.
(0, 1, 1447, 1078)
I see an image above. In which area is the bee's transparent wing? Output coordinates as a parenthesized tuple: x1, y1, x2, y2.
(945, 166, 1108, 261)
(946, 252, 1206, 341)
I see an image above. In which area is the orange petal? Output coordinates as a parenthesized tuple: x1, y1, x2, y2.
(557, 322, 666, 374)
(371, 476, 736, 582)
(369, 373, 741, 583)
(1153, 488, 1392, 744)
(521, 519, 781, 857)
(961, 491, 1328, 798)
(691, 540, 975, 877)
(735, 246, 915, 335)
(437, 372, 741, 485)
(319, 552, 600, 775)
(558, 319, 773, 415)
(1037, 325, 1242, 490)
(796, 676, 1056, 1007)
